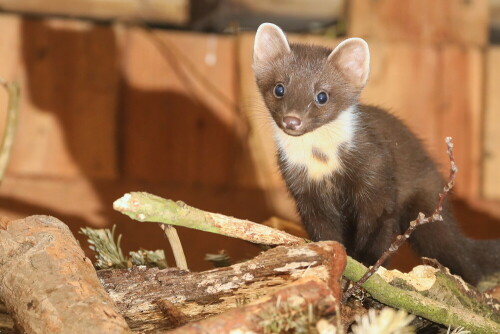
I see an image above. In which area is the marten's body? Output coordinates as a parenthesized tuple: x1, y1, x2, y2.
(253, 23, 500, 285)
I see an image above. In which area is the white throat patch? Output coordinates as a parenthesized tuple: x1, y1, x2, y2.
(273, 106, 357, 181)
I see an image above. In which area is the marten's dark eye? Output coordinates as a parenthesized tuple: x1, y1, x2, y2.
(315, 92, 328, 105)
(274, 84, 285, 98)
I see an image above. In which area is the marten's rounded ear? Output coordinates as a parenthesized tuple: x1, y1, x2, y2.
(328, 38, 370, 89)
(254, 23, 291, 65)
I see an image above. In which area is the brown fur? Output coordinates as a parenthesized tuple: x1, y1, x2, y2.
(254, 30, 500, 285)
(311, 147, 329, 164)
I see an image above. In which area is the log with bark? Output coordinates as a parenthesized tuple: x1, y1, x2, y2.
(1, 196, 499, 333)
(0, 216, 131, 333)
(114, 192, 500, 333)
(97, 240, 346, 332)
(165, 276, 339, 334)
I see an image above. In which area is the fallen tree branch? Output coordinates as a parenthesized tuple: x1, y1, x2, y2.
(0, 216, 131, 333)
(114, 192, 500, 333)
(113, 193, 304, 246)
(97, 241, 346, 332)
(344, 137, 458, 300)
(0, 79, 20, 185)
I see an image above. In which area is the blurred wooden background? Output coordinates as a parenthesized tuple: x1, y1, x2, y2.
(0, 0, 499, 271)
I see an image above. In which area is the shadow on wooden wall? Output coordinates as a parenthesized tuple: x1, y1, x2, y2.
(0, 15, 498, 273)
(0, 17, 270, 270)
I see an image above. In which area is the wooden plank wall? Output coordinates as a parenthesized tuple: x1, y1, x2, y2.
(0, 0, 189, 25)
(483, 48, 500, 200)
(0, 14, 266, 270)
(349, 0, 488, 201)
(0, 0, 498, 269)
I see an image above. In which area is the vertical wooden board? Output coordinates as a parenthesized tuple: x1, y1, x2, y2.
(483, 48, 500, 200)
(349, 0, 488, 46)
(7, 18, 119, 179)
(360, 41, 482, 199)
(122, 29, 240, 186)
(236, 33, 281, 189)
(360, 41, 443, 161)
(437, 46, 483, 199)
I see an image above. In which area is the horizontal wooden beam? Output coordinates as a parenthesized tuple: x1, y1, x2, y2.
(348, 0, 489, 46)
(0, 0, 189, 25)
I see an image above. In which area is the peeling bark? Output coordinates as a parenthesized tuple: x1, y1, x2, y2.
(0, 216, 131, 334)
(344, 256, 500, 334)
(98, 241, 346, 332)
(112, 193, 500, 333)
(165, 277, 338, 334)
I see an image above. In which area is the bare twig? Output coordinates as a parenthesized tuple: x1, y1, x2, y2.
(0, 79, 20, 185)
(159, 224, 188, 270)
(344, 137, 458, 301)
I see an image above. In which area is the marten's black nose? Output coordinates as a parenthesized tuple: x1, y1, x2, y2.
(283, 116, 302, 130)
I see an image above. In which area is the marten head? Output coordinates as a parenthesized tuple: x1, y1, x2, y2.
(253, 23, 370, 137)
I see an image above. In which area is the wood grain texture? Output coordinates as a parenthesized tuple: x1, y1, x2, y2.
(227, 0, 344, 20)
(348, 0, 488, 46)
(122, 28, 242, 186)
(1, 16, 119, 179)
(360, 41, 483, 200)
(483, 48, 500, 200)
(0, 0, 188, 25)
(0, 215, 131, 333)
(166, 277, 339, 334)
(98, 241, 346, 332)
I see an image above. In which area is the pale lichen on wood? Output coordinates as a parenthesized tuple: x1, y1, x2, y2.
(112, 192, 500, 333)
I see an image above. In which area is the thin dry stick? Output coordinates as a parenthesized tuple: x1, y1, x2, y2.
(344, 137, 458, 301)
(0, 79, 20, 185)
(159, 224, 188, 270)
